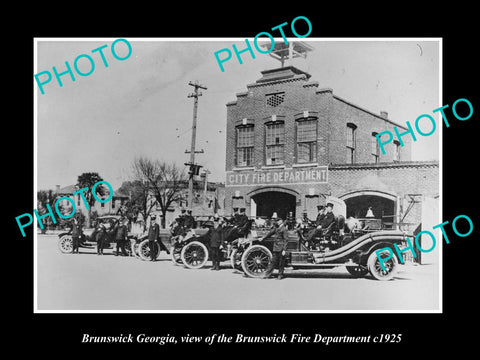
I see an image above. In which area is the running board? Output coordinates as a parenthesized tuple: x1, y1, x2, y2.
(290, 262, 358, 267)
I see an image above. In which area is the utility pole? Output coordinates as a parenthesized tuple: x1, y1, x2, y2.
(185, 80, 207, 211)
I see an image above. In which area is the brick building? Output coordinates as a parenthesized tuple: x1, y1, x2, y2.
(224, 65, 439, 240)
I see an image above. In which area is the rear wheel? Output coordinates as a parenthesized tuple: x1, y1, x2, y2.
(130, 240, 140, 258)
(181, 241, 209, 269)
(58, 235, 73, 254)
(138, 239, 161, 261)
(367, 250, 398, 280)
(241, 245, 272, 278)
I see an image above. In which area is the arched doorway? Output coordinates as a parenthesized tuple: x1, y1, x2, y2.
(341, 191, 396, 228)
(249, 188, 297, 220)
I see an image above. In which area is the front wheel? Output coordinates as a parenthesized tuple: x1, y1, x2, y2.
(58, 235, 73, 254)
(138, 239, 161, 261)
(181, 241, 209, 269)
(367, 250, 398, 281)
(241, 245, 272, 278)
(170, 242, 184, 266)
(230, 248, 243, 270)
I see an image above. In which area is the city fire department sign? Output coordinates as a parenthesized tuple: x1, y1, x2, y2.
(226, 166, 328, 186)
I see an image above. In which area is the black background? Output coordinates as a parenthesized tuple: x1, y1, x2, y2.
(10, 4, 478, 356)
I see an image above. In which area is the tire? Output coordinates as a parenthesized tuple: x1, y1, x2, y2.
(138, 239, 161, 261)
(58, 235, 73, 254)
(180, 241, 209, 269)
(346, 265, 368, 278)
(230, 248, 243, 270)
(367, 249, 398, 281)
(131, 241, 140, 258)
(241, 245, 272, 278)
(170, 243, 184, 266)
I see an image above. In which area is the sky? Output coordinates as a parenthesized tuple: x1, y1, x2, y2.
(35, 38, 440, 191)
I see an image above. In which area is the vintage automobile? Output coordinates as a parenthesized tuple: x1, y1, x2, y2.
(143, 220, 253, 268)
(231, 216, 409, 281)
(57, 215, 137, 255)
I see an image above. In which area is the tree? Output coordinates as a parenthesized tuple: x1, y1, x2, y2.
(37, 189, 55, 233)
(132, 157, 186, 228)
(117, 180, 156, 231)
(76, 172, 108, 227)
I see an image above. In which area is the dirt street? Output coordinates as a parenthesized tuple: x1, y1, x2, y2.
(36, 234, 440, 312)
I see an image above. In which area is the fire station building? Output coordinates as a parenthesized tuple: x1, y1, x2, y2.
(224, 64, 439, 237)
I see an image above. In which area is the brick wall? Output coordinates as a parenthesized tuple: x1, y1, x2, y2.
(224, 66, 436, 228)
(226, 66, 411, 171)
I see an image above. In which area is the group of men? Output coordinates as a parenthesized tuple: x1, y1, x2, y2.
(69, 214, 132, 256)
(202, 208, 250, 271)
(94, 216, 131, 256)
(69, 213, 172, 260)
(68, 203, 336, 280)
(230, 207, 249, 228)
(175, 209, 196, 229)
(303, 202, 336, 242)
(259, 202, 336, 280)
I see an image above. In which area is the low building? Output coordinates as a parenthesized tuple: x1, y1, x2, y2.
(54, 184, 129, 217)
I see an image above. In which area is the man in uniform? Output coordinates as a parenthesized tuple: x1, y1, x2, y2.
(207, 215, 224, 270)
(236, 208, 249, 227)
(231, 208, 240, 224)
(71, 215, 82, 254)
(260, 217, 289, 280)
(147, 215, 160, 261)
(114, 216, 129, 256)
(306, 205, 326, 244)
(315, 205, 326, 226)
(320, 203, 336, 237)
(178, 209, 187, 227)
(183, 209, 196, 230)
(95, 221, 107, 255)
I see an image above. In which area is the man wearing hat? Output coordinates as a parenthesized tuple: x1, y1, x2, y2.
(306, 204, 331, 245)
(147, 214, 160, 261)
(316, 202, 336, 243)
(232, 207, 240, 225)
(177, 208, 186, 226)
(260, 217, 289, 280)
(206, 214, 224, 270)
(183, 209, 196, 230)
(71, 215, 82, 254)
(320, 203, 335, 230)
(114, 216, 129, 256)
(315, 205, 326, 227)
(236, 208, 249, 228)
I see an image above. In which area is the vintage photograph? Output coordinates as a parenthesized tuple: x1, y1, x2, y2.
(34, 38, 441, 312)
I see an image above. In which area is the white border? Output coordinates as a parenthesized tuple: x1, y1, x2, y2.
(34, 37, 443, 314)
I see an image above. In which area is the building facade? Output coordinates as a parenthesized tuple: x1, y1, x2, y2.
(224, 66, 439, 237)
(54, 184, 130, 217)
